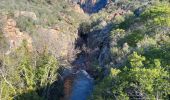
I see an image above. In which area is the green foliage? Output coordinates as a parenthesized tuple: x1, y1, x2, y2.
(119, 15, 136, 29)
(0, 0, 87, 98)
(91, 2, 170, 100)
(0, 41, 60, 100)
(110, 28, 125, 38)
(92, 52, 170, 99)
(0, 33, 8, 52)
(35, 50, 59, 88)
(141, 3, 170, 26)
(91, 68, 121, 100)
(79, 22, 92, 34)
(16, 16, 36, 34)
(128, 52, 145, 67)
(144, 44, 170, 67)
(0, 0, 170, 100)
(119, 30, 144, 47)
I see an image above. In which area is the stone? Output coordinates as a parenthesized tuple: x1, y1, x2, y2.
(73, 4, 84, 13)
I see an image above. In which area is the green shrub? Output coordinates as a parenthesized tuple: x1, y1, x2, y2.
(91, 52, 170, 99)
(0, 41, 60, 100)
(16, 16, 36, 34)
(118, 30, 144, 47)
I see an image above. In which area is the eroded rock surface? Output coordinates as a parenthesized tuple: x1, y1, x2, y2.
(2, 18, 33, 53)
(70, 0, 109, 13)
(34, 27, 78, 60)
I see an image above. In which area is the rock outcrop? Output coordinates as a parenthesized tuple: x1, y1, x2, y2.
(34, 27, 78, 60)
(70, 0, 109, 13)
(2, 18, 33, 53)
(72, 4, 84, 13)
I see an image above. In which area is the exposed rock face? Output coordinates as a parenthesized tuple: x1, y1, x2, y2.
(1, 12, 79, 61)
(71, 0, 109, 13)
(1, 8, 84, 61)
(34, 27, 78, 60)
(107, 9, 127, 20)
(2, 18, 33, 53)
(72, 4, 84, 13)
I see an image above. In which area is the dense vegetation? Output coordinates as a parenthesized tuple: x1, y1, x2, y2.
(0, 0, 85, 99)
(0, 43, 60, 100)
(0, 0, 170, 100)
(90, 1, 170, 100)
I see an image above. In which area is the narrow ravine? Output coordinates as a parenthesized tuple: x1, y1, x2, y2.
(70, 27, 94, 100)
(63, 26, 94, 100)
(62, 17, 113, 100)
(62, 1, 113, 99)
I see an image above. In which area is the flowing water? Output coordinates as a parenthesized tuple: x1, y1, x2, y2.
(63, 29, 94, 100)
(70, 70, 93, 100)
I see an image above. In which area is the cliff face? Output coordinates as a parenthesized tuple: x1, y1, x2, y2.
(0, 0, 89, 63)
(71, 0, 109, 13)
(2, 18, 33, 53)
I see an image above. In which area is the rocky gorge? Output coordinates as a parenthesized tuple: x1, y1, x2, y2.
(0, 0, 170, 100)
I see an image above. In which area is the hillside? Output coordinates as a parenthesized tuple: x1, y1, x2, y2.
(0, 0, 170, 100)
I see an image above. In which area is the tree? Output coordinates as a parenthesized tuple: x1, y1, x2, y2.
(128, 52, 145, 67)
(91, 52, 170, 99)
